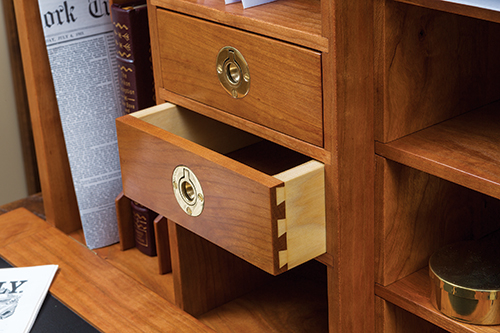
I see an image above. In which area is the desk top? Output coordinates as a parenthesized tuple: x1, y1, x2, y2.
(0, 207, 214, 332)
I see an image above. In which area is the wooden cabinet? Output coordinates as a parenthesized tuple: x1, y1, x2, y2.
(116, 0, 375, 331)
(374, 1, 500, 331)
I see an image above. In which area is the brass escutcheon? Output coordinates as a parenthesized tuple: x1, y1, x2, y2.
(216, 46, 250, 99)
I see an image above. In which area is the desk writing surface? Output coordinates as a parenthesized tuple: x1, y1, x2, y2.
(0, 257, 99, 333)
(0, 208, 214, 332)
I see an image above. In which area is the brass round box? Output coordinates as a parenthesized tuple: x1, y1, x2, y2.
(429, 236, 500, 325)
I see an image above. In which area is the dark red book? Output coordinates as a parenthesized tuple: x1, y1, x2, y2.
(112, 1, 155, 114)
(130, 200, 158, 256)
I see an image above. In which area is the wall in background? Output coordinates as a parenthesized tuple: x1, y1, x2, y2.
(0, 5, 28, 206)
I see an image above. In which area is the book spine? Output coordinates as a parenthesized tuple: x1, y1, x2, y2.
(112, 2, 154, 115)
(131, 200, 158, 256)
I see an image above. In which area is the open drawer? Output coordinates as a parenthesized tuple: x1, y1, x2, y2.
(116, 103, 326, 275)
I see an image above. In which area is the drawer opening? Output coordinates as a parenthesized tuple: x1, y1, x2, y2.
(133, 103, 313, 174)
(132, 103, 262, 156)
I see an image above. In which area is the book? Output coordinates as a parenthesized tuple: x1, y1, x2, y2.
(112, 1, 155, 115)
(0, 265, 58, 333)
(131, 201, 158, 256)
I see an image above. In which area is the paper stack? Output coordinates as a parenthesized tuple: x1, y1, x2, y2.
(0, 265, 58, 333)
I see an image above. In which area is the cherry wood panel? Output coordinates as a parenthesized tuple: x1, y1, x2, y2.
(326, 1, 375, 331)
(376, 297, 448, 333)
(376, 268, 500, 333)
(117, 109, 326, 274)
(159, 89, 332, 164)
(149, 0, 327, 52)
(168, 220, 271, 316)
(375, 157, 500, 286)
(93, 243, 176, 304)
(0, 206, 50, 247)
(13, 0, 80, 233)
(115, 191, 135, 250)
(118, 114, 283, 274)
(396, 0, 500, 23)
(155, 9, 323, 147)
(376, 102, 500, 200)
(154, 215, 171, 274)
(0, 208, 214, 333)
(375, 0, 500, 142)
(198, 260, 329, 333)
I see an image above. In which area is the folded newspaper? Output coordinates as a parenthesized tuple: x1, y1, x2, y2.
(0, 265, 58, 333)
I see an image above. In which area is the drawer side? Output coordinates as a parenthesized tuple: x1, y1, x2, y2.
(275, 161, 326, 270)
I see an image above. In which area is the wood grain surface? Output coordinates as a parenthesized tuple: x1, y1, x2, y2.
(168, 220, 271, 316)
(376, 296, 448, 333)
(13, 0, 80, 233)
(375, 0, 500, 142)
(376, 102, 500, 200)
(117, 106, 326, 274)
(375, 157, 500, 286)
(155, 9, 323, 147)
(396, 0, 500, 23)
(0, 208, 214, 332)
(325, 0, 376, 331)
(376, 268, 500, 333)
(150, 0, 327, 52)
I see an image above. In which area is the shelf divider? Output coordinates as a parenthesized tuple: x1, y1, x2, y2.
(376, 101, 500, 200)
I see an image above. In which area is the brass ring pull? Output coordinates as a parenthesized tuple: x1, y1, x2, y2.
(216, 46, 250, 98)
(172, 166, 204, 216)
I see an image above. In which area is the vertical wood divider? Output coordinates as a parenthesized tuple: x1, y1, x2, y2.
(13, 0, 80, 233)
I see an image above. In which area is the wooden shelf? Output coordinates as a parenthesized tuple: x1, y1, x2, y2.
(150, 0, 328, 52)
(376, 101, 500, 200)
(396, 0, 500, 23)
(198, 260, 328, 332)
(376, 267, 500, 333)
(100, 246, 328, 332)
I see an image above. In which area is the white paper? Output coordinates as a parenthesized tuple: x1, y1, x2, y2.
(0, 265, 58, 333)
(225, 0, 277, 8)
(442, 0, 500, 11)
(241, 0, 276, 8)
(38, 0, 122, 249)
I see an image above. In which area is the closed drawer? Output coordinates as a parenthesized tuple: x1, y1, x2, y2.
(116, 103, 326, 275)
(155, 9, 323, 147)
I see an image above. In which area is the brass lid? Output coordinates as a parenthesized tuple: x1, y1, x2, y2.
(429, 234, 500, 300)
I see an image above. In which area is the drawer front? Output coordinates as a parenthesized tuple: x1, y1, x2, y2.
(155, 10, 323, 147)
(116, 103, 326, 275)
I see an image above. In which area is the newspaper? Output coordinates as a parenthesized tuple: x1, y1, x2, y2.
(0, 265, 58, 333)
(37, 0, 122, 249)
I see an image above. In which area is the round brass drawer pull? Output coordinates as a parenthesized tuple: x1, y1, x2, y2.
(172, 166, 204, 216)
(216, 46, 250, 98)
